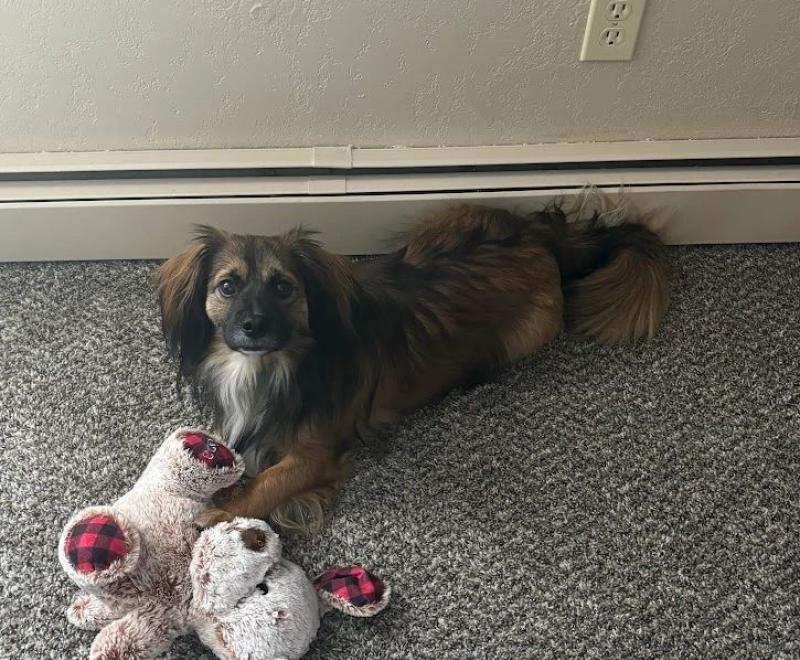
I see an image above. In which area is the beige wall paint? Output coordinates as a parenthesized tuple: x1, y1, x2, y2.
(1, 1, 798, 152)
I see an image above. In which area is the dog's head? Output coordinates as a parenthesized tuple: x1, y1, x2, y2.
(156, 226, 354, 377)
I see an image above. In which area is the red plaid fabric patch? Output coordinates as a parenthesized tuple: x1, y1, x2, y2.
(183, 433, 234, 468)
(64, 514, 129, 574)
(314, 566, 385, 608)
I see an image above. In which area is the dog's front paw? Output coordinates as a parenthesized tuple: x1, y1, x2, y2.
(195, 507, 237, 529)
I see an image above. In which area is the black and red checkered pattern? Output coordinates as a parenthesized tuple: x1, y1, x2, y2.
(64, 514, 129, 574)
(183, 433, 234, 468)
(313, 566, 385, 608)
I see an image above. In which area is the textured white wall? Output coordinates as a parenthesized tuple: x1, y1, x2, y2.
(0, 1, 798, 152)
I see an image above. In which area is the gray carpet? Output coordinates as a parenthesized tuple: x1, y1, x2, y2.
(1, 244, 799, 660)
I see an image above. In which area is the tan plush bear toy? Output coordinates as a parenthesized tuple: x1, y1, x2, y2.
(58, 428, 389, 660)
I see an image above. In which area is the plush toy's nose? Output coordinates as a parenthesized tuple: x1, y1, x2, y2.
(183, 433, 235, 468)
(64, 514, 130, 574)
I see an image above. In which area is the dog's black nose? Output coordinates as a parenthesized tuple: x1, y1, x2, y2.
(241, 314, 268, 338)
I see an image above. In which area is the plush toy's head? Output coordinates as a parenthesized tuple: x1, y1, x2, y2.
(190, 519, 390, 660)
(190, 517, 284, 615)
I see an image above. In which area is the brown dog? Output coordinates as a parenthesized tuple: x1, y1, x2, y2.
(157, 203, 670, 530)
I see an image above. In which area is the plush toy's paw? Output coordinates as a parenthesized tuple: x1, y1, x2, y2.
(66, 594, 119, 630)
(195, 507, 238, 529)
(183, 432, 235, 468)
(149, 428, 245, 498)
(89, 607, 174, 660)
(314, 566, 391, 618)
(59, 507, 141, 591)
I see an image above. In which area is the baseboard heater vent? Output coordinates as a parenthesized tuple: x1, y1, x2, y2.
(1, 139, 799, 261)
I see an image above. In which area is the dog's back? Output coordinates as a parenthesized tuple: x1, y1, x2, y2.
(355, 202, 670, 420)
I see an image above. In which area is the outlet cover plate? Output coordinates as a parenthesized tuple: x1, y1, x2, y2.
(580, 0, 647, 62)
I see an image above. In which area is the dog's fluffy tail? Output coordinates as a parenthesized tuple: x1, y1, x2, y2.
(542, 195, 671, 344)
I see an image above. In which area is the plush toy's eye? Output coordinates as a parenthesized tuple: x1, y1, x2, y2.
(271, 277, 294, 299)
(218, 279, 237, 297)
(256, 582, 269, 595)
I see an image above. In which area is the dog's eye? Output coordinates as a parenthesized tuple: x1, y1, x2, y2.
(218, 279, 237, 297)
(271, 278, 294, 299)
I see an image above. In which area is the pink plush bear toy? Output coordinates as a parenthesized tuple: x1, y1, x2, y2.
(58, 428, 389, 660)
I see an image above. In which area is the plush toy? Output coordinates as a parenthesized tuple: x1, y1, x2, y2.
(58, 428, 389, 660)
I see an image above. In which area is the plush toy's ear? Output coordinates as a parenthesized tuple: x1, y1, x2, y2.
(313, 566, 390, 617)
(59, 506, 141, 592)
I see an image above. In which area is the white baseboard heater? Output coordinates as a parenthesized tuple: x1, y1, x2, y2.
(1, 138, 799, 261)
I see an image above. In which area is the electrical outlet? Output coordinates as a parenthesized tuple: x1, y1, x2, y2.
(606, 2, 632, 21)
(600, 27, 624, 47)
(580, 0, 646, 62)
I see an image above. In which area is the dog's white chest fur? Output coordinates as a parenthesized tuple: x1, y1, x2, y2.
(201, 350, 264, 448)
(199, 345, 294, 462)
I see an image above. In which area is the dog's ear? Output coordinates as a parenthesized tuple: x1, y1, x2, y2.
(285, 228, 355, 344)
(156, 226, 225, 376)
